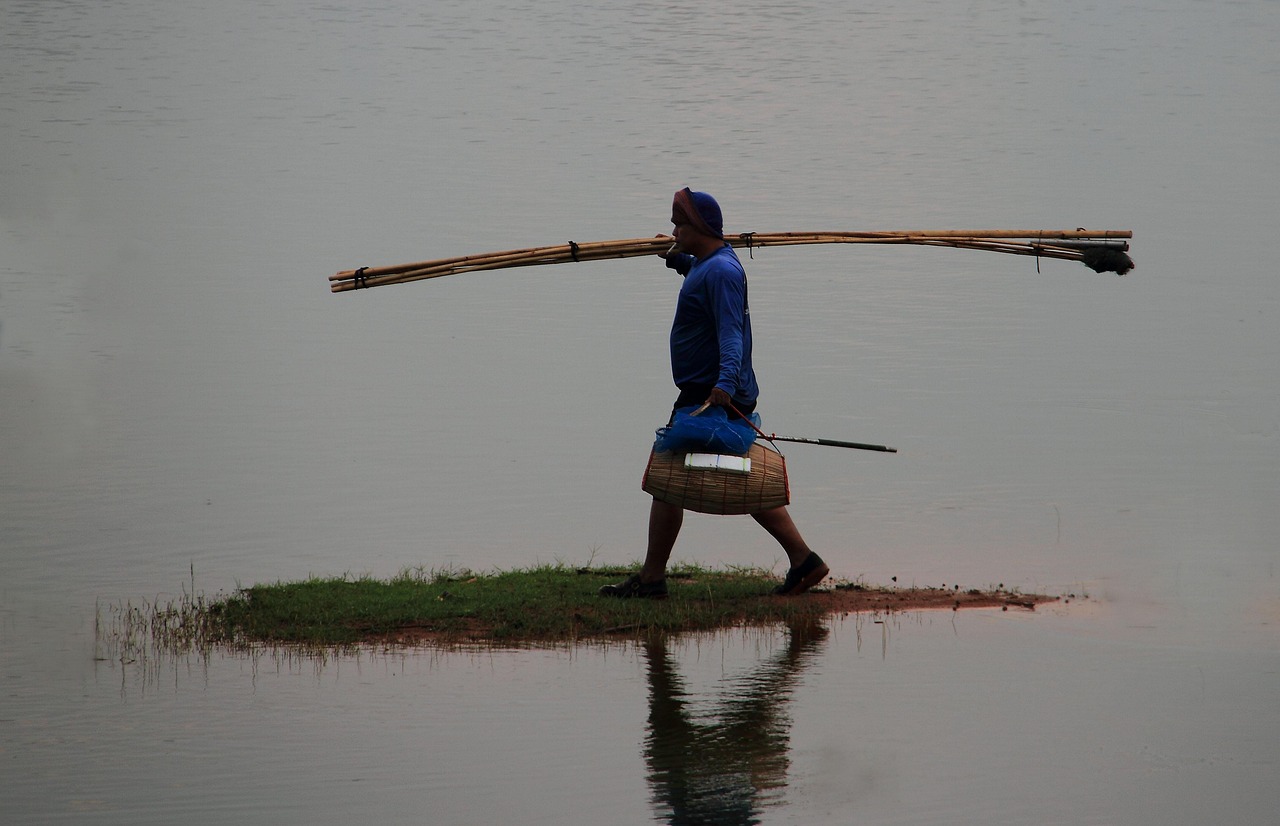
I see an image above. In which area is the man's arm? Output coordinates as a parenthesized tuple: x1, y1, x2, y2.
(710, 267, 749, 404)
(664, 253, 695, 276)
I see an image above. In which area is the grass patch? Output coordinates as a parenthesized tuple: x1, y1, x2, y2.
(220, 563, 822, 645)
(97, 564, 826, 654)
(96, 564, 1057, 657)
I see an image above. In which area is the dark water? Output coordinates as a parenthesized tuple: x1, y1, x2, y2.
(2, 1, 1278, 823)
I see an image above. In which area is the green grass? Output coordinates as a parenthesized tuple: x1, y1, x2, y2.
(100, 564, 839, 654)
(220, 564, 832, 644)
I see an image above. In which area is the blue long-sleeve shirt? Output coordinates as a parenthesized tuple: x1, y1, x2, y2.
(666, 245, 759, 406)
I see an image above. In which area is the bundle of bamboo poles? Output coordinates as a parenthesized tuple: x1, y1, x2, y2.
(329, 229, 1133, 293)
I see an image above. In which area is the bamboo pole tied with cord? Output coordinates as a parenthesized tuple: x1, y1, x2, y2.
(328, 229, 1133, 293)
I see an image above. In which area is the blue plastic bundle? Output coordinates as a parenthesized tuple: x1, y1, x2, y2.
(653, 405, 760, 455)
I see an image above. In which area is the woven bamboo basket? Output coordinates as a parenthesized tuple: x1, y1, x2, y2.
(642, 442, 790, 515)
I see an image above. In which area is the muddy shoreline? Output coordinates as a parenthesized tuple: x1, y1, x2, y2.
(375, 585, 1061, 647)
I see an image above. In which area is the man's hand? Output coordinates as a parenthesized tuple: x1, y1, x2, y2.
(705, 387, 733, 408)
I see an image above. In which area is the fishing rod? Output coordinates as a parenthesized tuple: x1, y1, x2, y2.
(693, 401, 898, 454)
(767, 434, 897, 453)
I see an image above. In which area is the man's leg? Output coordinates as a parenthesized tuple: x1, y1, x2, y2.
(753, 506, 829, 595)
(751, 506, 812, 567)
(641, 499, 684, 583)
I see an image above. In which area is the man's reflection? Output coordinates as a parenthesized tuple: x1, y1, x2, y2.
(641, 619, 829, 825)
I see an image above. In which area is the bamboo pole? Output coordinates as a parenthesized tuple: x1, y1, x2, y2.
(330, 229, 1132, 293)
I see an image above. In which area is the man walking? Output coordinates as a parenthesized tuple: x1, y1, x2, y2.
(601, 188, 828, 599)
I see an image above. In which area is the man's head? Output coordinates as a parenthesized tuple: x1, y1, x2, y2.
(671, 187, 724, 241)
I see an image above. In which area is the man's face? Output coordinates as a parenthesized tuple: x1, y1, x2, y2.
(671, 221, 692, 252)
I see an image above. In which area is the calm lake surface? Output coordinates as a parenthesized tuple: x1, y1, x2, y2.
(3, 0, 1278, 823)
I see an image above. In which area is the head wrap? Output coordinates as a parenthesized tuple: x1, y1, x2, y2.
(671, 187, 724, 240)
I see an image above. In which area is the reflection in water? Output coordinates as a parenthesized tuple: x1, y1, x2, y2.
(641, 620, 829, 825)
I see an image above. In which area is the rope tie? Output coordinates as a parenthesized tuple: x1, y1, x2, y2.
(569, 240, 580, 262)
